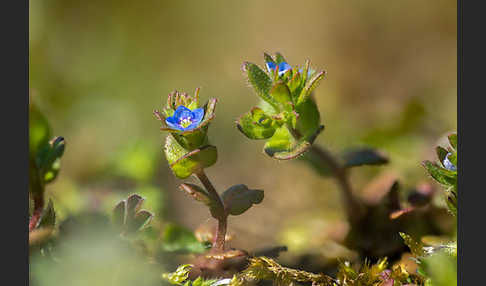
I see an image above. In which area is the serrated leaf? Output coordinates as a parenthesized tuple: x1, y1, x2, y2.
(422, 161, 457, 186)
(342, 148, 389, 168)
(221, 184, 264, 216)
(162, 223, 209, 254)
(162, 264, 193, 285)
(399, 232, 426, 257)
(448, 133, 457, 150)
(165, 134, 218, 179)
(296, 71, 326, 106)
(243, 62, 278, 108)
(38, 199, 56, 228)
(236, 107, 277, 140)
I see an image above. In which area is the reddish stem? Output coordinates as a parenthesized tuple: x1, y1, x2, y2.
(29, 195, 44, 232)
(195, 170, 227, 251)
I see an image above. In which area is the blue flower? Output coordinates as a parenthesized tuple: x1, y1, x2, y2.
(443, 152, 457, 171)
(266, 61, 292, 76)
(166, 105, 205, 131)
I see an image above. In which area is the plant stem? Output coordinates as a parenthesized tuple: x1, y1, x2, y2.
(29, 158, 45, 232)
(29, 194, 44, 232)
(194, 169, 227, 251)
(308, 145, 364, 224)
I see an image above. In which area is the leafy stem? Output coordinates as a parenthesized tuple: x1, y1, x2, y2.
(194, 169, 228, 252)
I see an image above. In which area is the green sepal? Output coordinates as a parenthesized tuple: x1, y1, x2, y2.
(341, 148, 389, 168)
(422, 161, 457, 186)
(242, 62, 278, 108)
(221, 184, 264, 216)
(263, 52, 275, 64)
(179, 183, 224, 219)
(236, 107, 277, 140)
(274, 52, 287, 64)
(448, 133, 457, 150)
(296, 70, 326, 106)
(165, 134, 217, 179)
(29, 103, 51, 159)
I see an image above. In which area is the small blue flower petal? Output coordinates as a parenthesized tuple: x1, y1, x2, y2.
(165, 105, 205, 132)
(173, 105, 193, 119)
(266, 62, 277, 73)
(165, 116, 184, 131)
(443, 153, 457, 171)
(191, 108, 205, 123)
(278, 62, 292, 76)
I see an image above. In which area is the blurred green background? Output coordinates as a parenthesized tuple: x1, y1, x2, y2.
(29, 0, 456, 260)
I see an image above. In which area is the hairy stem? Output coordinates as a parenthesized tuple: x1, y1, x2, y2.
(195, 169, 227, 251)
(308, 145, 364, 224)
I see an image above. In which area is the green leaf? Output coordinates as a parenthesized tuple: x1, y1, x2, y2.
(236, 107, 277, 140)
(179, 183, 224, 219)
(126, 194, 144, 218)
(113, 194, 154, 234)
(29, 103, 51, 159)
(165, 134, 218, 179)
(422, 161, 457, 186)
(448, 133, 457, 150)
(36, 136, 65, 184)
(38, 199, 56, 228)
(269, 81, 292, 108)
(264, 125, 324, 160)
(242, 62, 277, 108)
(294, 98, 321, 138)
(296, 70, 326, 106)
(419, 252, 457, 286)
(221, 184, 264, 216)
(341, 148, 389, 168)
(161, 223, 209, 254)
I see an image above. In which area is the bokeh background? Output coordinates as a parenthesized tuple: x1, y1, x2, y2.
(29, 0, 456, 271)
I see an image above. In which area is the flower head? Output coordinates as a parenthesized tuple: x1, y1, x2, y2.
(166, 105, 204, 131)
(443, 152, 457, 171)
(266, 61, 292, 76)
